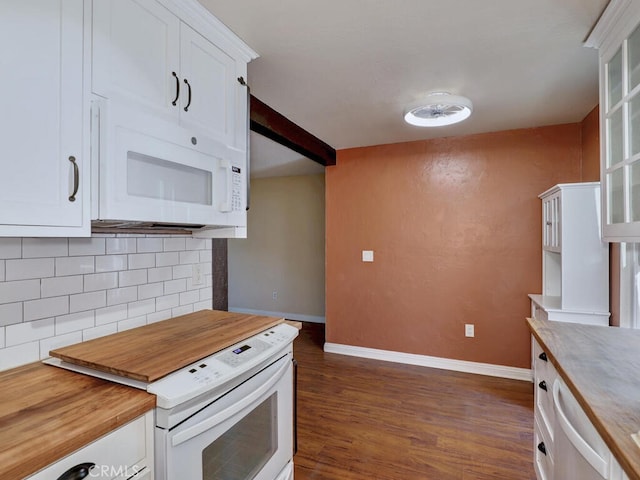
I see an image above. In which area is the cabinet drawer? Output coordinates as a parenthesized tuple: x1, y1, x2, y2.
(533, 339, 556, 441)
(27, 412, 153, 480)
(534, 414, 554, 480)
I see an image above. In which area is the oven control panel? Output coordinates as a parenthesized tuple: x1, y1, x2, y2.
(148, 323, 299, 409)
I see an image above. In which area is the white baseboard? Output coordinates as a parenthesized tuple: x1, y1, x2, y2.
(323, 342, 533, 381)
(228, 307, 325, 324)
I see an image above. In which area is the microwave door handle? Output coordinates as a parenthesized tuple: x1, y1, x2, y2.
(552, 379, 608, 477)
(171, 358, 290, 447)
(238, 76, 250, 211)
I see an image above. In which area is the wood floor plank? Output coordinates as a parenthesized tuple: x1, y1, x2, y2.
(293, 322, 536, 480)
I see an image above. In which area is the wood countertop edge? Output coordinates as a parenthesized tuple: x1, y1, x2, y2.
(527, 318, 640, 480)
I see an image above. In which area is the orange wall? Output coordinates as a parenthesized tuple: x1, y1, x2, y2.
(325, 124, 584, 369)
(581, 106, 600, 182)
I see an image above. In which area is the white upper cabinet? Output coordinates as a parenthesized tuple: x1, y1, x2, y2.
(92, 0, 241, 148)
(587, 0, 640, 241)
(92, 0, 180, 120)
(0, 0, 90, 236)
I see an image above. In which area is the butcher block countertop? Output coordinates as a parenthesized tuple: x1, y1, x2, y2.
(527, 317, 640, 480)
(0, 361, 155, 480)
(50, 309, 284, 382)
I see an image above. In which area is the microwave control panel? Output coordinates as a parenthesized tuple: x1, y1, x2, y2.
(231, 166, 242, 211)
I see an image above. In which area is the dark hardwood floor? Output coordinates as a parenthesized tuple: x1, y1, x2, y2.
(292, 322, 535, 480)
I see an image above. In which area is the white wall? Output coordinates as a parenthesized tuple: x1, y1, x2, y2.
(0, 235, 212, 371)
(228, 174, 325, 323)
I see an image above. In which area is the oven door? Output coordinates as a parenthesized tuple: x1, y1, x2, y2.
(157, 354, 294, 480)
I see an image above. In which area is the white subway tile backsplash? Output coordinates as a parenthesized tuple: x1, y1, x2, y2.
(6, 258, 54, 281)
(164, 279, 186, 295)
(24, 297, 68, 322)
(106, 238, 137, 254)
(128, 299, 155, 318)
(128, 253, 155, 270)
(83, 323, 118, 341)
(139, 282, 164, 300)
(0, 238, 21, 259)
(22, 238, 68, 258)
(163, 238, 186, 252)
(156, 252, 179, 267)
(0, 303, 22, 327)
(56, 311, 95, 335)
(95, 304, 127, 326)
(56, 256, 95, 276)
(179, 290, 200, 306)
(119, 269, 147, 287)
(69, 238, 106, 256)
(148, 266, 172, 283)
(107, 286, 138, 306)
(147, 309, 172, 324)
(0, 234, 212, 371)
(0, 342, 39, 372)
(41, 275, 83, 298)
(200, 249, 212, 262)
(185, 238, 207, 251)
(137, 237, 163, 253)
(118, 315, 147, 332)
(172, 305, 194, 317)
(6, 318, 54, 346)
(83, 272, 118, 292)
(193, 300, 212, 311)
(172, 264, 192, 280)
(70, 291, 106, 313)
(40, 331, 83, 359)
(200, 287, 213, 301)
(95, 255, 127, 273)
(179, 251, 199, 265)
(156, 294, 179, 311)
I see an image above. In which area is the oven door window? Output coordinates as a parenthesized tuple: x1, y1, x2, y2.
(203, 393, 278, 480)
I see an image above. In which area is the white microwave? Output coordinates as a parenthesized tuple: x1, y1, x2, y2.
(90, 99, 248, 238)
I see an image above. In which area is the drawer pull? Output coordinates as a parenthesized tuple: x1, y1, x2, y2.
(538, 380, 548, 391)
(538, 352, 548, 362)
(537, 442, 546, 456)
(56, 462, 95, 480)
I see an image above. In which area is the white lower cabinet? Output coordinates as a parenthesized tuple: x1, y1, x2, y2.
(26, 411, 154, 480)
(532, 338, 629, 480)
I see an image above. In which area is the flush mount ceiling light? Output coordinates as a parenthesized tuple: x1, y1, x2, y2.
(404, 92, 473, 127)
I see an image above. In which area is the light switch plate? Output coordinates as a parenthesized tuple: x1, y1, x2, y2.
(362, 250, 374, 262)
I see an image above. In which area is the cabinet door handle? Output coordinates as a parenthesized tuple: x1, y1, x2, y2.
(56, 462, 95, 480)
(171, 71, 180, 106)
(183, 78, 192, 111)
(538, 380, 547, 391)
(537, 442, 546, 456)
(538, 352, 547, 362)
(68, 156, 79, 202)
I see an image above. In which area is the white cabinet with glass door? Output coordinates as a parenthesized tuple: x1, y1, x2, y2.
(0, 0, 90, 237)
(587, 0, 640, 241)
(92, 0, 244, 149)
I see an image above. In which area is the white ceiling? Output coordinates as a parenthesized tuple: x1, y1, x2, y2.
(200, 0, 609, 159)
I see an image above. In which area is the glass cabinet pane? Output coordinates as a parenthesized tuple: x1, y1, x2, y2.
(630, 25, 640, 92)
(608, 169, 625, 224)
(632, 161, 640, 222)
(608, 108, 624, 167)
(631, 95, 640, 156)
(608, 48, 623, 109)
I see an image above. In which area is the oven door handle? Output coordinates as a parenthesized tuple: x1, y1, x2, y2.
(171, 358, 291, 447)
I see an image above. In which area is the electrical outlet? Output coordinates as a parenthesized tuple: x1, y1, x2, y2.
(272, 291, 278, 300)
(192, 264, 204, 286)
(465, 324, 475, 338)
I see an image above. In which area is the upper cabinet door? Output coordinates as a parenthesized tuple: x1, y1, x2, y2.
(588, 1, 640, 241)
(179, 23, 238, 147)
(0, 0, 88, 235)
(92, 0, 180, 120)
